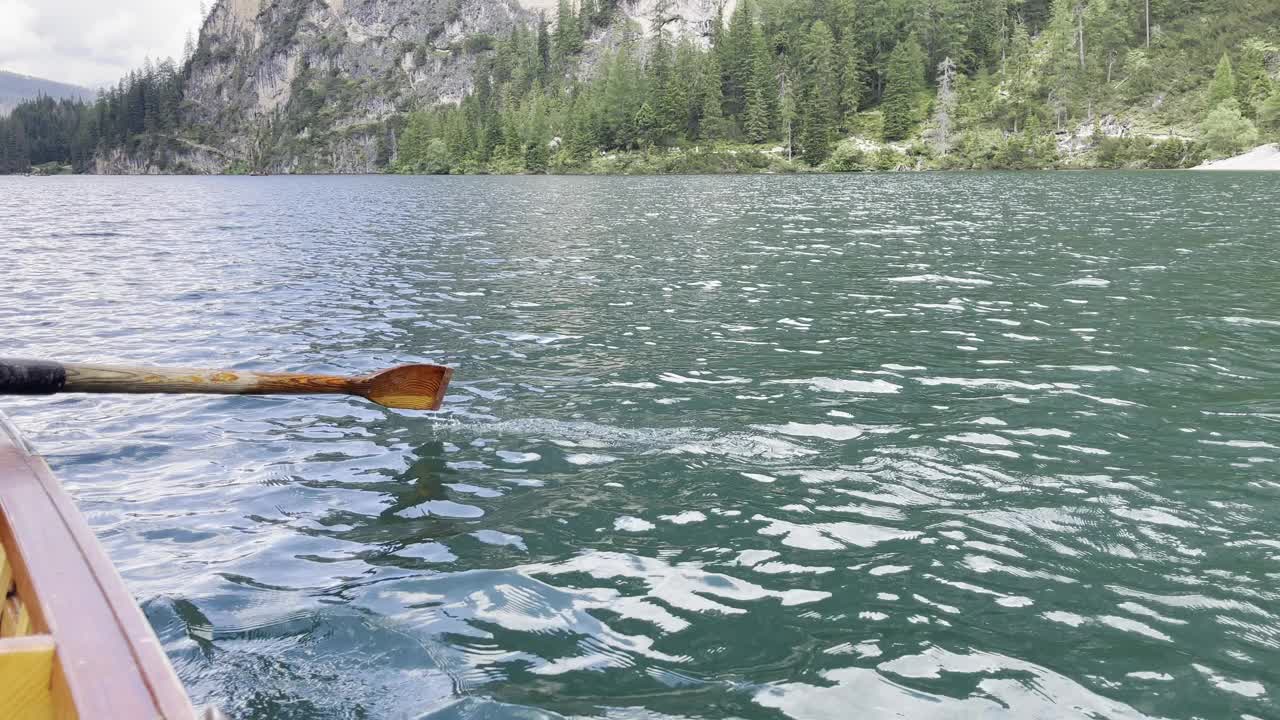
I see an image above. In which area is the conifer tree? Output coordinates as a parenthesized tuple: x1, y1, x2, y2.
(602, 46, 642, 147)
(724, 0, 756, 116)
(531, 13, 550, 79)
(881, 36, 924, 141)
(750, 25, 778, 132)
(839, 29, 863, 124)
(1002, 19, 1037, 132)
(555, 0, 583, 60)
(913, 0, 965, 73)
(798, 21, 839, 162)
(745, 86, 770, 142)
(1208, 52, 1234, 109)
(699, 51, 726, 140)
(1234, 43, 1270, 115)
(635, 100, 659, 146)
(670, 40, 701, 138)
(646, 28, 687, 143)
(1257, 87, 1280, 134)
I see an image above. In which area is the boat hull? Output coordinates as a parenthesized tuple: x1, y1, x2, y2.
(0, 413, 197, 718)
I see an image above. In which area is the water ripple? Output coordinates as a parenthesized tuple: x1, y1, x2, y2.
(2, 173, 1278, 719)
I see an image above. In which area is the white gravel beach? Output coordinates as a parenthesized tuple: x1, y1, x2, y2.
(1194, 144, 1280, 170)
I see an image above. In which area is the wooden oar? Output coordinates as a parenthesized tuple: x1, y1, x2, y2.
(0, 359, 452, 411)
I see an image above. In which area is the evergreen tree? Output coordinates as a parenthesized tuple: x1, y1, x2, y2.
(1235, 42, 1270, 116)
(565, 94, 600, 163)
(839, 29, 864, 124)
(856, 0, 914, 102)
(881, 36, 925, 141)
(602, 46, 642, 148)
(699, 51, 726, 140)
(635, 100, 659, 146)
(1044, 0, 1085, 116)
(443, 110, 475, 169)
(780, 74, 797, 159)
(709, 3, 725, 52)
(525, 137, 550, 172)
(646, 28, 686, 143)
(1208, 52, 1235, 109)
(1259, 88, 1280, 135)
(555, 0, 584, 60)
(536, 12, 551, 74)
(671, 40, 701, 138)
(1085, 0, 1132, 84)
(749, 25, 778, 132)
(797, 21, 839, 163)
(745, 86, 770, 142)
(1001, 19, 1038, 132)
(961, 0, 1004, 71)
(724, 0, 756, 116)
(913, 0, 967, 73)
(649, 29, 672, 93)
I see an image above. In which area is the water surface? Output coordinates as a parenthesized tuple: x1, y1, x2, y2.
(2, 172, 1278, 719)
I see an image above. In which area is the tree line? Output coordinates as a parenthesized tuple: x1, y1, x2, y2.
(396, 0, 1280, 173)
(0, 59, 183, 173)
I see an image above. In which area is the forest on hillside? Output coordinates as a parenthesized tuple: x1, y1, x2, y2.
(0, 59, 183, 174)
(1, 0, 1278, 174)
(394, 0, 1280, 173)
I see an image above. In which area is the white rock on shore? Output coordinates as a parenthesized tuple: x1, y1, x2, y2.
(1193, 144, 1280, 170)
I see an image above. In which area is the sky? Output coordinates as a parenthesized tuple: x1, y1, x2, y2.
(0, 0, 206, 89)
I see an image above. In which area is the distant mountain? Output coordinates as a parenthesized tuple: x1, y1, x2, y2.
(0, 70, 95, 115)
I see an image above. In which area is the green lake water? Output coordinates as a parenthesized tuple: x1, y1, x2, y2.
(1, 172, 1278, 719)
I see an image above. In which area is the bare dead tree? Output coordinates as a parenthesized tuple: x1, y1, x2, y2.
(933, 57, 957, 156)
(1075, 1, 1086, 71)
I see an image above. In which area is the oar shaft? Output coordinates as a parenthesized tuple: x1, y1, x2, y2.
(0, 358, 365, 398)
(0, 358, 450, 410)
(0, 359, 66, 395)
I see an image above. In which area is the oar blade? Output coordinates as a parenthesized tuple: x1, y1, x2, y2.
(365, 364, 453, 411)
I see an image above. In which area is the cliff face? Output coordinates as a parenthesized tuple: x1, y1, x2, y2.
(177, 0, 532, 173)
(107, 0, 729, 174)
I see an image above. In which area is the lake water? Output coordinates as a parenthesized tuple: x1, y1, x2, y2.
(2, 172, 1278, 720)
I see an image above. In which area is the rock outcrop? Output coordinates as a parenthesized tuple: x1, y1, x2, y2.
(100, 0, 732, 173)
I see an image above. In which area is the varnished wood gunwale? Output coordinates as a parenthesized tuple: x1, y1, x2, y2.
(0, 416, 196, 718)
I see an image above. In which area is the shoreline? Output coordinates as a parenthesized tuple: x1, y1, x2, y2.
(9, 168, 1263, 178)
(1192, 144, 1280, 171)
(13, 145, 1280, 178)
(9, 166, 1267, 178)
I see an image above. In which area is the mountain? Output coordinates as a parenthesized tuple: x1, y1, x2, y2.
(95, 0, 723, 173)
(3, 0, 1279, 175)
(0, 71, 94, 115)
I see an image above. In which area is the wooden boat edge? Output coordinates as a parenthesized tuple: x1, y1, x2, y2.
(0, 412, 198, 719)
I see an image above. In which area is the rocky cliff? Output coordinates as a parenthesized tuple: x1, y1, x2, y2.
(108, 0, 728, 173)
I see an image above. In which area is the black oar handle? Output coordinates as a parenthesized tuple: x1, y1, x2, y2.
(0, 359, 68, 395)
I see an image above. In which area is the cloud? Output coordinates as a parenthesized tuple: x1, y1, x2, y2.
(0, 0, 205, 88)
